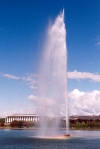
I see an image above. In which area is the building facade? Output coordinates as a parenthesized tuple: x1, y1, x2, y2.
(5, 114, 39, 123)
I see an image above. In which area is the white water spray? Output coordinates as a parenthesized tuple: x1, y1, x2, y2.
(37, 10, 69, 136)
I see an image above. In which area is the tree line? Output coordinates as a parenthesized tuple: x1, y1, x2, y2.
(1, 118, 100, 129)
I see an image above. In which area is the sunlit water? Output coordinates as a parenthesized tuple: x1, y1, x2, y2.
(0, 130, 100, 149)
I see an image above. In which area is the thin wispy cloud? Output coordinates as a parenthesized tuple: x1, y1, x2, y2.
(2, 71, 100, 82)
(97, 42, 100, 46)
(68, 70, 100, 82)
(2, 74, 20, 80)
(28, 95, 38, 101)
(95, 36, 100, 47)
(30, 85, 38, 90)
(23, 71, 100, 84)
(1, 107, 36, 117)
(95, 41, 100, 46)
(22, 73, 38, 84)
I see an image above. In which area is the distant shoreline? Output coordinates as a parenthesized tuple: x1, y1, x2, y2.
(0, 127, 39, 130)
(0, 127, 100, 131)
(70, 128, 100, 131)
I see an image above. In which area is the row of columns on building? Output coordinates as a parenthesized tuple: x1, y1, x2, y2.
(5, 116, 39, 123)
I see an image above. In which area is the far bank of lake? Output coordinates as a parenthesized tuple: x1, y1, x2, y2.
(1, 126, 100, 131)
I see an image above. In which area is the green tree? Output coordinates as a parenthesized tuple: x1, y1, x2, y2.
(17, 121, 23, 128)
(0, 118, 5, 123)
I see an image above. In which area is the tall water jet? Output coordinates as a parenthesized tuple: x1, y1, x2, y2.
(37, 10, 69, 136)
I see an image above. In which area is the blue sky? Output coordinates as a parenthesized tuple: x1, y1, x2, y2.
(0, 0, 100, 117)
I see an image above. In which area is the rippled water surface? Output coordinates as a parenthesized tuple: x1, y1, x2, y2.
(0, 130, 100, 149)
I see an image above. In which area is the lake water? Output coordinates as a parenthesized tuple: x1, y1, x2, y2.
(0, 129, 100, 149)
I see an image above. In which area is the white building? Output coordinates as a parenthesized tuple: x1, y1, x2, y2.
(5, 114, 39, 124)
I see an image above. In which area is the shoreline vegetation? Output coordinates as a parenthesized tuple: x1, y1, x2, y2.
(1, 118, 100, 130)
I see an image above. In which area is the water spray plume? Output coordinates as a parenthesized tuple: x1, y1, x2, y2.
(37, 9, 69, 137)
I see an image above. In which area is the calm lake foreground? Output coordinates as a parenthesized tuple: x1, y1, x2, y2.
(0, 129, 100, 149)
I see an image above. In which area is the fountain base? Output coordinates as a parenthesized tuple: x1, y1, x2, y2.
(64, 134, 70, 137)
(32, 134, 70, 140)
